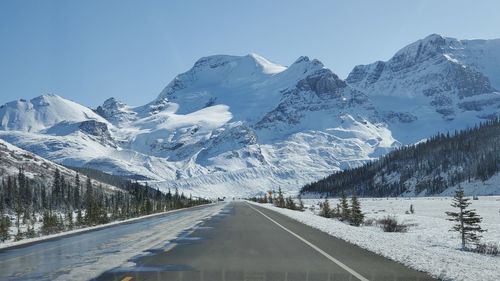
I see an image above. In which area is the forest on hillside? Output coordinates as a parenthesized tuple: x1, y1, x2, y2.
(0, 167, 210, 242)
(301, 119, 500, 197)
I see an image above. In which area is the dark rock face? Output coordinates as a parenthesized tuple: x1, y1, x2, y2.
(95, 98, 135, 124)
(78, 120, 116, 147)
(255, 69, 371, 129)
(296, 69, 346, 98)
(346, 34, 499, 121)
(448, 64, 495, 98)
(383, 111, 418, 123)
(95, 98, 122, 118)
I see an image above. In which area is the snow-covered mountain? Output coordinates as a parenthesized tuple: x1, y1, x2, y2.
(1, 35, 499, 197)
(0, 55, 397, 197)
(0, 138, 118, 193)
(347, 34, 500, 143)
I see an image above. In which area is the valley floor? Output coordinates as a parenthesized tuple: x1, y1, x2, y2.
(249, 196, 500, 281)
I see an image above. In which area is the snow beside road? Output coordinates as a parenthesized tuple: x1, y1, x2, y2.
(55, 203, 225, 281)
(0, 203, 225, 281)
(249, 197, 500, 281)
(0, 204, 215, 250)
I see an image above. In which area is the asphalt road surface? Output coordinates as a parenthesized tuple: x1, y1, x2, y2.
(96, 202, 437, 281)
(0, 204, 222, 281)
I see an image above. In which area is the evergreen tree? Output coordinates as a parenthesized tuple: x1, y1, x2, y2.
(52, 169, 61, 207)
(66, 209, 74, 230)
(76, 209, 84, 226)
(446, 186, 486, 250)
(285, 196, 297, 210)
(26, 219, 36, 238)
(275, 187, 285, 208)
(0, 215, 11, 242)
(42, 211, 58, 235)
(340, 191, 350, 221)
(319, 198, 331, 218)
(84, 177, 94, 225)
(0, 163, 212, 242)
(74, 173, 81, 208)
(349, 190, 364, 226)
(300, 118, 500, 197)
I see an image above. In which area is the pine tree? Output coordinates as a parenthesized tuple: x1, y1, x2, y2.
(66, 209, 74, 230)
(275, 187, 285, 208)
(26, 219, 36, 238)
(52, 169, 61, 208)
(319, 198, 331, 218)
(0, 215, 11, 242)
(84, 177, 94, 225)
(285, 196, 297, 210)
(76, 209, 84, 226)
(446, 186, 486, 250)
(74, 173, 81, 209)
(340, 191, 350, 221)
(349, 190, 364, 226)
(42, 211, 57, 235)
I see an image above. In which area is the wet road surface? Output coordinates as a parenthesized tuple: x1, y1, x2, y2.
(0, 204, 222, 281)
(96, 202, 437, 281)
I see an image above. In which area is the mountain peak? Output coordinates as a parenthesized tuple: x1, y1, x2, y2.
(191, 53, 285, 75)
(246, 53, 286, 74)
(0, 94, 107, 132)
(423, 33, 445, 41)
(291, 56, 324, 67)
(392, 34, 454, 61)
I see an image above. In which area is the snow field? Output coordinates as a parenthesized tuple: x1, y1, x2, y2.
(250, 196, 500, 281)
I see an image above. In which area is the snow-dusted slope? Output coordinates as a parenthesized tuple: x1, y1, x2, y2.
(2, 35, 500, 197)
(0, 94, 108, 132)
(347, 34, 500, 143)
(0, 138, 118, 192)
(0, 55, 397, 197)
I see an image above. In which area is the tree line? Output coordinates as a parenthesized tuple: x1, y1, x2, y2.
(301, 118, 500, 197)
(0, 168, 211, 242)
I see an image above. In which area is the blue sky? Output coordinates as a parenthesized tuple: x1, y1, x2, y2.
(1, 0, 499, 107)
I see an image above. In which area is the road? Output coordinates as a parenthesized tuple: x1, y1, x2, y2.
(96, 202, 436, 281)
(0, 204, 224, 281)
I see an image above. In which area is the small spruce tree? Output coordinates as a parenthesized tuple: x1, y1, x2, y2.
(349, 190, 364, 226)
(0, 215, 11, 242)
(66, 209, 74, 230)
(76, 209, 84, 226)
(319, 198, 331, 218)
(285, 196, 296, 210)
(340, 191, 350, 221)
(446, 186, 486, 250)
(275, 187, 285, 208)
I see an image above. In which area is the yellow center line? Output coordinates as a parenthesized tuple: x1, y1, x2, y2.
(121, 277, 133, 281)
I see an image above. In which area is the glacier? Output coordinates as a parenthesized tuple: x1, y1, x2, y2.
(1, 34, 499, 198)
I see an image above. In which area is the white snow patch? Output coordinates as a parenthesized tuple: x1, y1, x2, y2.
(249, 197, 500, 281)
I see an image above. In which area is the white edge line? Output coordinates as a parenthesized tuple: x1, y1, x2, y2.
(247, 203, 370, 281)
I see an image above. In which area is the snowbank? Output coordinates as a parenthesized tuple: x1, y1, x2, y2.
(249, 197, 500, 281)
(0, 203, 215, 250)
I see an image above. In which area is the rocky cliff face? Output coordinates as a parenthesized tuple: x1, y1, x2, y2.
(1, 34, 499, 197)
(347, 34, 500, 143)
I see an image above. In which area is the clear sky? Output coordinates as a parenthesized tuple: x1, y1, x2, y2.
(1, 0, 500, 107)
